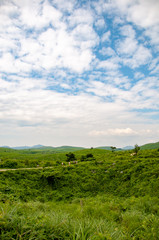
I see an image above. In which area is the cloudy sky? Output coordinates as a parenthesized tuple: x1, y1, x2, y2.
(0, 0, 159, 148)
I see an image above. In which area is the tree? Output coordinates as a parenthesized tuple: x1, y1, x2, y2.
(86, 153, 93, 158)
(110, 146, 116, 152)
(134, 144, 140, 155)
(66, 152, 76, 162)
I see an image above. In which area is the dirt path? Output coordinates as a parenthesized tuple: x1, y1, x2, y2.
(0, 166, 54, 172)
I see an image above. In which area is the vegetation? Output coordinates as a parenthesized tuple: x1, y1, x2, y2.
(140, 141, 159, 150)
(134, 144, 140, 155)
(110, 146, 116, 152)
(66, 152, 76, 162)
(0, 147, 159, 239)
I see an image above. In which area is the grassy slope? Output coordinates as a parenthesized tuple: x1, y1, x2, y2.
(0, 148, 159, 239)
(0, 148, 159, 201)
(140, 141, 159, 149)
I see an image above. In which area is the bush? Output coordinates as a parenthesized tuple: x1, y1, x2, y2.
(66, 152, 76, 162)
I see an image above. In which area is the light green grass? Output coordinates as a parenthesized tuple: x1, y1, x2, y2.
(1, 195, 159, 239)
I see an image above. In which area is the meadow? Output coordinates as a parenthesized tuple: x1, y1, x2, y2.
(0, 147, 159, 239)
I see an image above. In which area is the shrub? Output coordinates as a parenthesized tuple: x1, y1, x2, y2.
(66, 152, 76, 162)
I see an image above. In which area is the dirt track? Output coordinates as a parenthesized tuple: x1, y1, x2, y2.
(0, 167, 53, 172)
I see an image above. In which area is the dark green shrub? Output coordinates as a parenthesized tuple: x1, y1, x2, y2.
(2, 160, 18, 168)
(66, 152, 76, 162)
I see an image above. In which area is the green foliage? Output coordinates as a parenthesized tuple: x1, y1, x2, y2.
(134, 144, 140, 155)
(140, 141, 159, 150)
(0, 196, 159, 239)
(110, 146, 116, 152)
(66, 152, 76, 162)
(0, 148, 159, 239)
(80, 153, 94, 161)
(1, 160, 18, 168)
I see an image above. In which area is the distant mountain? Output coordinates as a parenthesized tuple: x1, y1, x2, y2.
(140, 142, 159, 150)
(95, 146, 122, 151)
(13, 145, 45, 150)
(11, 145, 85, 152)
(12, 146, 30, 150)
(51, 146, 85, 152)
(32, 144, 44, 148)
(95, 146, 112, 150)
(122, 146, 134, 150)
(3, 142, 159, 151)
(0, 146, 10, 148)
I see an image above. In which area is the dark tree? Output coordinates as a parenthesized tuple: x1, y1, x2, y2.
(86, 153, 93, 158)
(134, 144, 140, 155)
(66, 152, 76, 162)
(110, 146, 116, 152)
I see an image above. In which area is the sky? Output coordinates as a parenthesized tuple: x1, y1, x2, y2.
(0, 0, 159, 148)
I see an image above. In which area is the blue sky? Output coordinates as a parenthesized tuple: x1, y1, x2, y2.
(0, 0, 159, 147)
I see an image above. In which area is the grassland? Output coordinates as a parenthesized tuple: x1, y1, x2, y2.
(0, 147, 159, 239)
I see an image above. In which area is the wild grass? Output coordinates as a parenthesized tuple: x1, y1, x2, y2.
(1, 195, 159, 240)
(0, 149, 159, 239)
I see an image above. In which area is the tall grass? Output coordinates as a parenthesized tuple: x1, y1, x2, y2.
(1, 195, 159, 239)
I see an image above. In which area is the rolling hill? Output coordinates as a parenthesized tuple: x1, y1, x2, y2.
(140, 141, 159, 150)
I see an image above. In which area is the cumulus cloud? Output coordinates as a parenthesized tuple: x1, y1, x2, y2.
(122, 45, 152, 68)
(99, 47, 116, 56)
(101, 31, 111, 42)
(89, 128, 137, 136)
(0, 0, 98, 74)
(95, 18, 106, 29)
(114, 0, 159, 51)
(126, 0, 159, 28)
(67, 8, 94, 27)
(0, 0, 159, 147)
(115, 24, 152, 68)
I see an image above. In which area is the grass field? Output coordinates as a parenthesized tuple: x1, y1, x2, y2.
(0, 148, 159, 239)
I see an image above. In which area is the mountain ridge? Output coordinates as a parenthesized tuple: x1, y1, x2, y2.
(1, 141, 159, 151)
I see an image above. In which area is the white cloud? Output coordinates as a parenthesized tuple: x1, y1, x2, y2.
(13, 0, 62, 29)
(116, 37, 137, 56)
(0, 1, 99, 74)
(114, 0, 159, 51)
(71, 24, 99, 48)
(97, 57, 120, 70)
(0, 72, 158, 147)
(67, 8, 94, 27)
(0, 0, 158, 147)
(122, 45, 152, 68)
(99, 47, 116, 56)
(126, 0, 159, 28)
(52, 0, 75, 13)
(101, 31, 111, 42)
(95, 18, 106, 29)
(134, 72, 145, 79)
(89, 128, 137, 136)
(145, 25, 159, 51)
(115, 23, 152, 68)
(120, 24, 136, 38)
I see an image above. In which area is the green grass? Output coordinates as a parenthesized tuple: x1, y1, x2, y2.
(140, 141, 159, 150)
(0, 148, 159, 239)
(1, 195, 159, 239)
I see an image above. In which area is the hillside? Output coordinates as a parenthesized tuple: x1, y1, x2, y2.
(0, 148, 159, 199)
(0, 148, 159, 239)
(11, 145, 85, 152)
(140, 141, 159, 149)
(96, 146, 122, 151)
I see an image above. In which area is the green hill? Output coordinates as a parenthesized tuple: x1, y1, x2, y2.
(140, 141, 159, 149)
(95, 146, 122, 151)
(35, 145, 85, 152)
(11, 145, 85, 152)
(95, 146, 112, 150)
(0, 148, 159, 239)
(51, 145, 85, 152)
